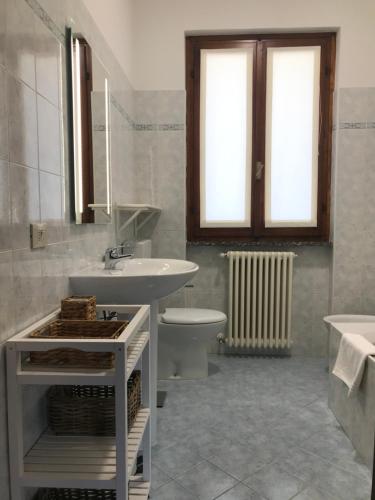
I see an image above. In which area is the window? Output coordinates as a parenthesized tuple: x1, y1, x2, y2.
(186, 33, 336, 242)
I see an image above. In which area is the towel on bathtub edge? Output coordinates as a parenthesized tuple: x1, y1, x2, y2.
(332, 333, 375, 397)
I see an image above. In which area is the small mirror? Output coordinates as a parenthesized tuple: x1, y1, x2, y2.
(66, 28, 112, 224)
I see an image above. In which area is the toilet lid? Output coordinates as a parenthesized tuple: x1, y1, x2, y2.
(160, 308, 227, 325)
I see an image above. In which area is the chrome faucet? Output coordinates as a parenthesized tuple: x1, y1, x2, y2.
(104, 245, 134, 270)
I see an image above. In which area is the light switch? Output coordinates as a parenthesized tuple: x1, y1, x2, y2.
(30, 223, 48, 249)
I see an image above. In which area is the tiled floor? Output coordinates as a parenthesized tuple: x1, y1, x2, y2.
(151, 356, 372, 500)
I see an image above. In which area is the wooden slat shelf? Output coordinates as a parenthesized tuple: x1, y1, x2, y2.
(127, 332, 149, 379)
(127, 409, 150, 474)
(23, 409, 150, 487)
(129, 477, 150, 499)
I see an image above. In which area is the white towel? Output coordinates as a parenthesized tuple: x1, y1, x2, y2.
(332, 333, 375, 396)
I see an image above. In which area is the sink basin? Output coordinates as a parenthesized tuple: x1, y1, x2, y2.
(70, 258, 199, 304)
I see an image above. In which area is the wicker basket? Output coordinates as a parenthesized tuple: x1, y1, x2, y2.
(47, 371, 141, 435)
(35, 488, 116, 500)
(61, 296, 97, 320)
(29, 320, 128, 369)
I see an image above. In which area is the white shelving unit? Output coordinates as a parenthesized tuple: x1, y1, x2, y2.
(6, 304, 151, 500)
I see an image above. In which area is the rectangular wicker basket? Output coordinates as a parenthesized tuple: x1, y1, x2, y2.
(47, 371, 141, 435)
(35, 488, 116, 500)
(29, 320, 128, 369)
(61, 296, 97, 320)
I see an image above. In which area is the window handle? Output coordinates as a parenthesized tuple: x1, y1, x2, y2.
(256, 161, 264, 180)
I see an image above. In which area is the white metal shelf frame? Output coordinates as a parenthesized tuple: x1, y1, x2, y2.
(113, 204, 161, 243)
(6, 304, 151, 500)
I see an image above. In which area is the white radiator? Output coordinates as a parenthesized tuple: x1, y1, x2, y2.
(226, 251, 296, 349)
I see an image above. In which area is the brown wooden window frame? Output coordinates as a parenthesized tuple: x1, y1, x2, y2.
(186, 32, 336, 243)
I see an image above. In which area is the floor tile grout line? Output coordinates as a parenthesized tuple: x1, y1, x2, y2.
(151, 477, 198, 499)
(153, 357, 370, 499)
(173, 475, 206, 499)
(288, 480, 337, 500)
(204, 453, 257, 483)
(237, 478, 274, 500)
(149, 477, 174, 494)
(211, 480, 245, 500)
(257, 440, 371, 485)
(172, 458, 242, 498)
(275, 444, 371, 479)
(149, 463, 175, 493)
(293, 443, 371, 481)
(242, 459, 310, 491)
(153, 455, 207, 483)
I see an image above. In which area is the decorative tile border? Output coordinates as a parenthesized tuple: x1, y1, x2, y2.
(134, 123, 185, 132)
(26, 0, 185, 133)
(110, 95, 135, 130)
(339, 122, 375, 129)
(158, 123, 185, 131)
(27, 1, 372, 137)
(93, 124, 107, 132)
(25, 0, 65, 44)
(110, 96, 184, 132)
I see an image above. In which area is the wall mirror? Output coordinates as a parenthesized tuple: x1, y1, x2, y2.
(66, 27, 112, 224)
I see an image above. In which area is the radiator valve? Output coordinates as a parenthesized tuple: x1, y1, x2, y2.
(216, 333, 227, 344)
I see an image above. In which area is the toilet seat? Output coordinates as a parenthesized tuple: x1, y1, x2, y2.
(160, 308, 227, 325)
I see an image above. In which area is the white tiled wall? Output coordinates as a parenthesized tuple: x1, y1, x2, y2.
(134, 90, 187, 260)
(186, 245, 332, 357)
(332, 88, 375, 314)
(0, 1, 138, 497)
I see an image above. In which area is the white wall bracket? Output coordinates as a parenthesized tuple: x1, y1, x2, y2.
(88, 203, 112, 221)
(115, 204, 161, 241)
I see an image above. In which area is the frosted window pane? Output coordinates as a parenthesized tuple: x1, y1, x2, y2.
(200, 49, 252, 227)
(265, 47, 320, 227)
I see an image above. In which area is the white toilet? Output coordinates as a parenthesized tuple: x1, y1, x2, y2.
(158, 308, 227, 380)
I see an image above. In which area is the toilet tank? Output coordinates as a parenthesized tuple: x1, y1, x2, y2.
(134, 239, 152, 258)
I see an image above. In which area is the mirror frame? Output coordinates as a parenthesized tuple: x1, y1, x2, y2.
(66, 27, 112, 224)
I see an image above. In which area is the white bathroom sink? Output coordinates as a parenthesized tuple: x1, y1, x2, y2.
(69, 258, 199, 303)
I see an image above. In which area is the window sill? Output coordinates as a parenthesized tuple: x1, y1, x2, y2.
(186, 240, 333, 248)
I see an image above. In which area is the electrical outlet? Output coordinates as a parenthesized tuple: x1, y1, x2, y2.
(30, 223, 48, 249)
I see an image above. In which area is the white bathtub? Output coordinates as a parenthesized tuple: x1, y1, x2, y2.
(325, 314, 375, 327)
(328, 317, 375, 466)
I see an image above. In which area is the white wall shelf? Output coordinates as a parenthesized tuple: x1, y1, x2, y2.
(6, 304, 152, 500)
(88, 203, 112, 221)
(114, 204, 161, 241)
